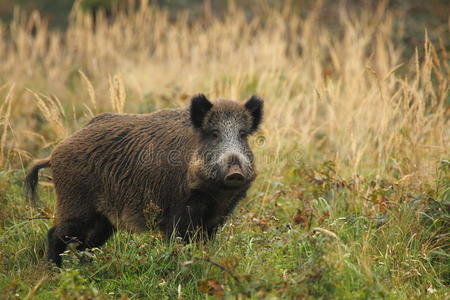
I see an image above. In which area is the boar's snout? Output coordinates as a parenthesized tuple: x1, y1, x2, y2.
(222, 153, 247, 187)
(225, 165, 245, 186)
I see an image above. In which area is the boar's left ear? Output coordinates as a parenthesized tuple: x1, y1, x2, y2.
(245, 95, 264, 132)
(190, 94, 213, 128)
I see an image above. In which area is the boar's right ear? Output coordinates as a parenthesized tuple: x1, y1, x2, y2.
(245, 95, 264, 132)
(190, 94, 213, 128)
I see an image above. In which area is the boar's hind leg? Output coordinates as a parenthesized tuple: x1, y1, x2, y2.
(47, 217, 90, 267)
(76, 213, 115, 251)
(47, 213, 113, 267)
(47, 226, 66, 267)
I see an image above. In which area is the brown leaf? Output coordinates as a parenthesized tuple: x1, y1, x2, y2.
(198, 279, 224, 299)
(40, 206, 53, 219)
(253, 216, 269, 231)
(219, 257, 240, 270)
(292, 210, 309, 226)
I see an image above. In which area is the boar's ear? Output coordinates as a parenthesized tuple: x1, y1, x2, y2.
(245, 95, 264, 132)
(190, 94, 213, 128)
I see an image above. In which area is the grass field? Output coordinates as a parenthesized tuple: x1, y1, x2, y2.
(0, 1, 449, 299)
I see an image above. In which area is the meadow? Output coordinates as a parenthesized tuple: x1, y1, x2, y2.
(0, 1, 448, 299)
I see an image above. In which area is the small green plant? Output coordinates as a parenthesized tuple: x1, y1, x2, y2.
(57, 268, 101, 299)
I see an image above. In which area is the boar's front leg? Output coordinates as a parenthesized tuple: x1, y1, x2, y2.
(172, 190, 216, 241)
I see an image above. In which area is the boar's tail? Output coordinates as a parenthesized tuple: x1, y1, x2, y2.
(24, 157, 51, 207)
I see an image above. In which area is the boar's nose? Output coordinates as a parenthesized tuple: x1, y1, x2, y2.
(224, 165, 245, 186)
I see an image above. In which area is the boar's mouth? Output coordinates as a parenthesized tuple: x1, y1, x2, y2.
(223, 164, 246, 187)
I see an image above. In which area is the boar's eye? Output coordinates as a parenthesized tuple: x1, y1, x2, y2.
(239, 130, 247, 139)
(211, 130, 219, 139)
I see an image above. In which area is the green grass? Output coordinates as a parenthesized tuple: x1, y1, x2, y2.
(0, 160, 448, 299)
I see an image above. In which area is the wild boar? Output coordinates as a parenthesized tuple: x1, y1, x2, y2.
(25, 94, 263, 266)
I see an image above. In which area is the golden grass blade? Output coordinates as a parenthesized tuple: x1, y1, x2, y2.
(0, 84, 14, 166)
(78, 69, 97, 113)
(27, 89, 66, 141)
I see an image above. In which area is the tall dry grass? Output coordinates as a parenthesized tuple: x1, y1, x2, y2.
(0, 0, 448, 184)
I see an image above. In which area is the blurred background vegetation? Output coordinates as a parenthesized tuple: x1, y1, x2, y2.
(0, 0, 448, 53)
